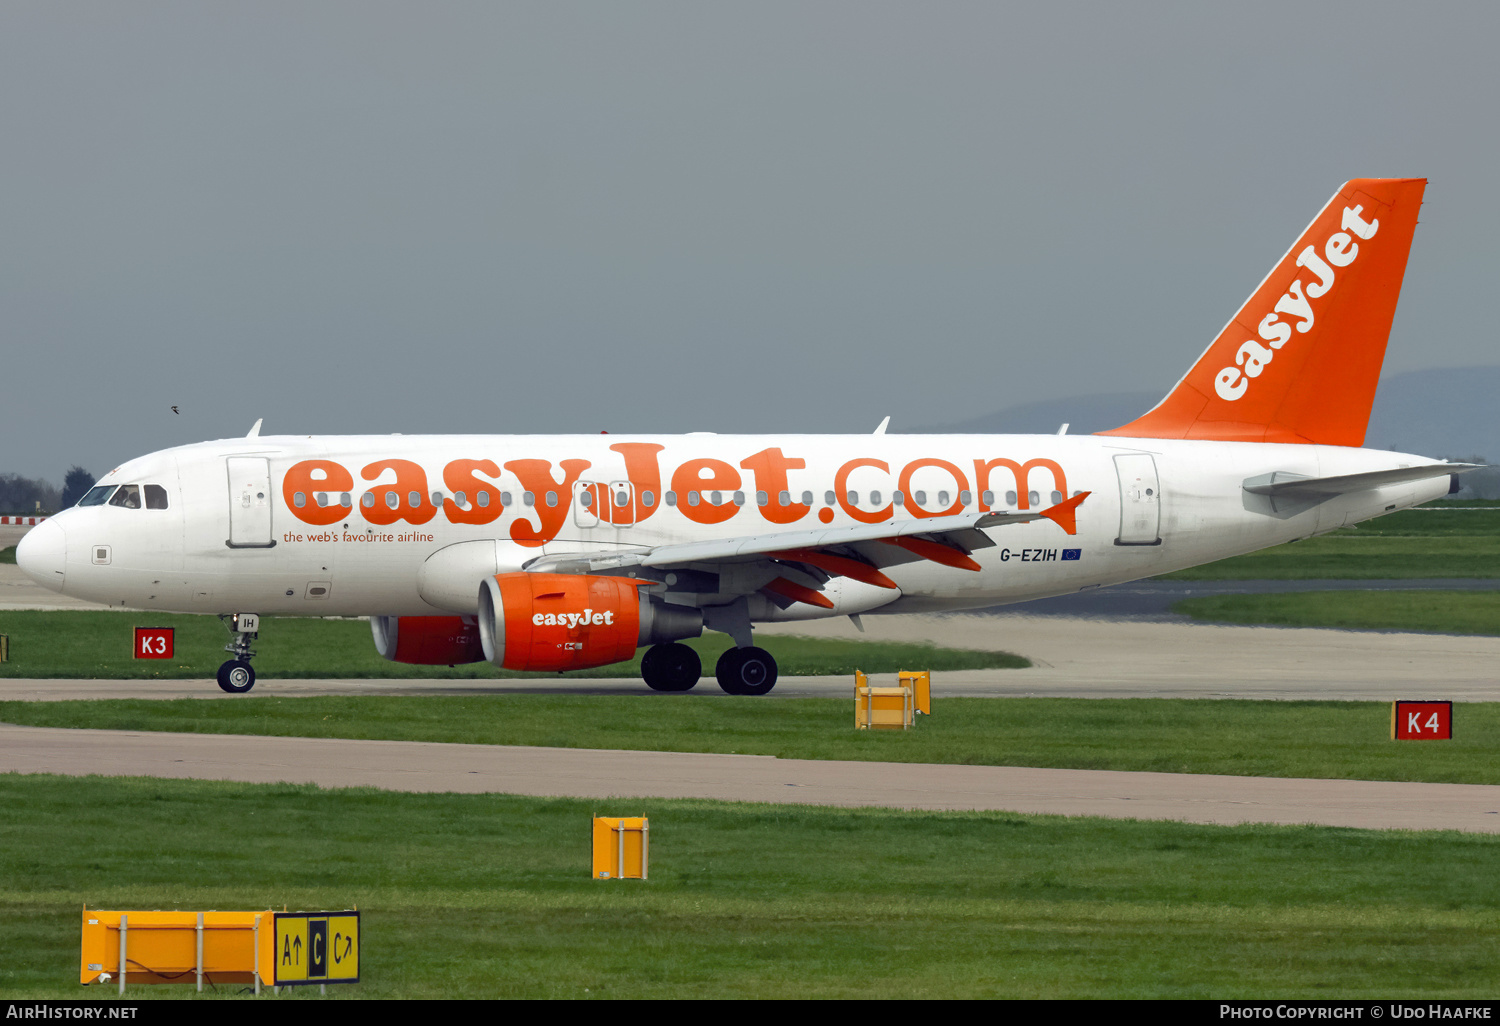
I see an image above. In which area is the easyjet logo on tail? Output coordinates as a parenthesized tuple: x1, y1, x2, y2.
(1214, 205, 1380, 401)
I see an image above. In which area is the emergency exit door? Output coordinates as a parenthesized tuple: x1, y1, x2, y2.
(227, 457, 275, 548)
(1113, 453, 1161, 545)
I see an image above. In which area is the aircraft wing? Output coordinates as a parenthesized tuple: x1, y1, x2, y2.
(523, 492, 1089, 608)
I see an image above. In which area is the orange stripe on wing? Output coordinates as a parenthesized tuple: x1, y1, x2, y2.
(880, 536, 982, 572)
(762, 576, 836, 609)
(769, 548, 898, 589)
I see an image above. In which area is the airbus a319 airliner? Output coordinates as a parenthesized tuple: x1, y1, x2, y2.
(18, 178, 1469, 694)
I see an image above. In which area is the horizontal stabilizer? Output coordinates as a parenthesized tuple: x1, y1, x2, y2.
(1243, 463, 1479, 499)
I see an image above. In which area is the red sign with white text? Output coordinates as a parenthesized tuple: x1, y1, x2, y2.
(1392, 701, 1452, 740)
(133, 627, 174, 660)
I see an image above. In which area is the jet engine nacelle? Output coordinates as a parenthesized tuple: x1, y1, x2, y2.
(371, 615, 487, 665)
(478, 572, 703, 672)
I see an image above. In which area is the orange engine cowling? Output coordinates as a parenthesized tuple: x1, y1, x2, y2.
(371, 615, 486, 665)
(478, 572, 701, 672)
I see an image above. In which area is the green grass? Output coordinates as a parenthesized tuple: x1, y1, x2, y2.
(6, 695, 1499, 784)
(0, 546, 14, 564)
(1160, 501, 1500, 580)
(2, 773, 1497, 999)
(1175, 590, 1500, 636)
(0, 611, 1025, 679)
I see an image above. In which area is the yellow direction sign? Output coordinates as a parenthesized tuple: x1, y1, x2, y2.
(274, 911, 359, 985)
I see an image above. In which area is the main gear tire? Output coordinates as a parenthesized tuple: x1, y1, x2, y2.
(642, 643, 701, 692)
(715, 646, 778, 696)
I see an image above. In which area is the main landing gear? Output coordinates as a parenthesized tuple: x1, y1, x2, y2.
(217, 613, 260, 694)
(715, 646, 778, 696)
(641, 643, 702, 692)
(638, 642, 781, 695)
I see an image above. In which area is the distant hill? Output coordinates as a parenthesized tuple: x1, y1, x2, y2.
(917, 366, 1500, 497)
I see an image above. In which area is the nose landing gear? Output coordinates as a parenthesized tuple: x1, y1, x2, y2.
(216, 613, 260, 694)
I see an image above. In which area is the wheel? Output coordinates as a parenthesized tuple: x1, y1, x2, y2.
(216, 659, 256, 693)
(716, 646, 778, 696)
(641, 643, 701, 692)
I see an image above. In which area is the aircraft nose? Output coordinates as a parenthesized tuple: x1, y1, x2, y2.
(15, 519, 66, 593)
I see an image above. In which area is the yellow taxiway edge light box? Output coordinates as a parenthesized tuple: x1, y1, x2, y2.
(81, 910, 358, 986)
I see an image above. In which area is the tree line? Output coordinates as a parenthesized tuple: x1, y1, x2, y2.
(0, 467, 95, 514)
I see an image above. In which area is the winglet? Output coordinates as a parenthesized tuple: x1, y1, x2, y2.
(1039, 491, 1089, 535)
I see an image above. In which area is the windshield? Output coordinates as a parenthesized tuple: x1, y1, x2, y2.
(76, 485, 116, 507)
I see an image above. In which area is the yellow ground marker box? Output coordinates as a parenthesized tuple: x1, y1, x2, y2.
(855, 670, 921, 729)
(81, 908, 358, 992)
(592, 816, 649, 879)
(899, 670, 932, 716)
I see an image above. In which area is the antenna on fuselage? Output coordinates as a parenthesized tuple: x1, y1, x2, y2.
(873, 416, 890, 435)
(1057, 423, 1070, 435)
(246, 418, 263, 438)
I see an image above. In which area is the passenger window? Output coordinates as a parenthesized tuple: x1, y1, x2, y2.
(431, 491, 444, 506)
(108, 484, 142, 509)
(938, 491, 950, 507)
(960, 490, 972, 505)
(664, 491, 676, 507)
(642, 490, 656, 507)
(144, 485, 169, 510)
(500, 492, 512, 506)
(315, 492, 328, 507)
(757, 491, 769, 507)
(801, 491, 813, 506)
(1005, 490, 1018, 506)
(546, 491, 558, 507)
(710, 491, 723, 506)
(734, 491, 746, 506)
(915, 491, 927, 505)
(580, 490, 594, 508)
(408, 491, 421, 508)
(1050, 490, 1063, 505)
(293, 491, 307, 508)
(870, 490, 882, 506)
(688, 491, 700, 506)
(454, 490, 468, 508)
(77, 485, 116, 507)
(340, 493, 352, 508)
(982, 490, 994, 506)
(893, 491, 904, 506)
(825, 491, 836, 506)
(385, 493, 399, 510)
(1029, 490, 1040, 506)
(846, 491, 858, 506)
(523, 492, 536, 507)
(477, 491, 490, 508)
(362, 492, 375, 508)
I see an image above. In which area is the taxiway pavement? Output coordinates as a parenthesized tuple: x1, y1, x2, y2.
(4, 723, 1497, 833)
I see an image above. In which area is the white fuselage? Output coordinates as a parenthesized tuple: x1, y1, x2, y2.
(22, 432, 1447, 621)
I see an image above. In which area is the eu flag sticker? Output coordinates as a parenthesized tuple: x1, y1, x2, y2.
(1062, 549, 1082, 561)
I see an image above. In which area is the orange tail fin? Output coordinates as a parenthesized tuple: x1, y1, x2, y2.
(1100, 178, 1426, 446)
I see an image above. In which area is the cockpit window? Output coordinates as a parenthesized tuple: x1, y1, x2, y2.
(77, 485, 117, 507)
(107, 484, 142, 509)
(144, 484, 169, 510)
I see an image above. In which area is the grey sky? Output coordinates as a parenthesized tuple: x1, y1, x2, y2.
(3, 2, 1497, 482)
